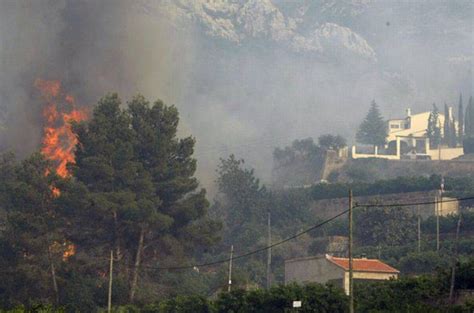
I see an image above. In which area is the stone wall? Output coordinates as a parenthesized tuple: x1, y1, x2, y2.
(309, 190, 453, 220)
(332, 158, 474, 183)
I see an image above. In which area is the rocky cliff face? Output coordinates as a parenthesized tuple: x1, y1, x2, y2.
(145, 0, 378, 61)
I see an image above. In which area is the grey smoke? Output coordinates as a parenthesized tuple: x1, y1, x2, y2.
(0, 0, 472, 193)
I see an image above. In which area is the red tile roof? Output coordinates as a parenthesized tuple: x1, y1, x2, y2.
(326, 255, 399, 273)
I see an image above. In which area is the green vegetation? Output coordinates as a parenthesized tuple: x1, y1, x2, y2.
(458, 94, 464, 143)
(354, 206, 417, 247)
(5, 263, 474, 312)
(356, 100, 387, 147)
(317, 134, 347, 151)
(309, 175, 440, 200)
(428, 103, 442, 149)
(463, 96, 474, 138)
(3, 94, 474, 311)
(210, 155, 313, 287)
(463, 96, 474, 153)
(272, 135, 347, 187)
(443, 103, 457, 148)
(273, 138, 322, 168)
(0, 95, 220, 311)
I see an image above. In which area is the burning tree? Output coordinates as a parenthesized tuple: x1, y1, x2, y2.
(68, 94, 220, 303)
(34, 79, 88, 178)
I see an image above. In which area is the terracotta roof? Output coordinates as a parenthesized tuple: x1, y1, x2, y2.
(326, 255, 399, 273)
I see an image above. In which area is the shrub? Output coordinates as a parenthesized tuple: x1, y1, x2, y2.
(463, 137, 474, 154)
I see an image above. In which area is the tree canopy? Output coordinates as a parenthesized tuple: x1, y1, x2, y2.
(70, 94, 220, 302)
(356, 101, 387, 147)
(0, 94, 221, 309)
(427, 103, 441, 149)
(318, 134, 347, 151)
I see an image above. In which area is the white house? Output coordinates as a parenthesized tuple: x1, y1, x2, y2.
(352, 108, 464, 160)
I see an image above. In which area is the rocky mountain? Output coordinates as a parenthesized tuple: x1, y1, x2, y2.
(140, 0, 378, 61)
(141, 0, 472, 66)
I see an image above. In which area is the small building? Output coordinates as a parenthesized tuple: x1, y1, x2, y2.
(285, 254, 399, 295)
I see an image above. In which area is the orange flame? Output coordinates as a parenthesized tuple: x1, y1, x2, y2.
(62, 243, 76, 261)
(50, 241, 76, 261)
(35, 79, 88, 178)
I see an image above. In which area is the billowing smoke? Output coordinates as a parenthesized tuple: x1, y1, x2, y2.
(0, 0, 194, 154)
(0, 0, 472, 192)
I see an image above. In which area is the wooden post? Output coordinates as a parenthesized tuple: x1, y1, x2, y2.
(417, 206, 421, 253)
(108, 250, 114, 313)
(449, 215, 462, 303)
(437, 191, 441, 252)
(437, 178, 444, 252)
(266, 212, 272, 290)
(228, 245, 234, 292)
(348, 189, 354, 313)
(417, 215, 421, 253)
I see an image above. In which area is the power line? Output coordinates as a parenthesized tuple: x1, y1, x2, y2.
(356, 195, 474, 208)
(139, 208, 351, 271)
(92, 195, 474, 272)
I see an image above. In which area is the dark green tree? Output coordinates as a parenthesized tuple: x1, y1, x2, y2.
(441, 104, 457, 147)
(427, 103, 441, 149)
(356, 100, 387, 147)
(318, 134, 347, 151)
(354, 205, 417, 247)
(0, 153, 67, 306)
(272, 138, 324, 188)
(70, 94, 219, 303)
(465, 96, 474, 137)
(443, 103, 450, 145)
(458, 94, 464, 142)
(215, 155, 267, 243)
(449, 116, 457, 148)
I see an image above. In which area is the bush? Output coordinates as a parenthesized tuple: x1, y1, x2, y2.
(158, 295, 211, 313)
(214, 284, 348, 313)
(463, 137, 474, 154)
(397, 252, 449, 274)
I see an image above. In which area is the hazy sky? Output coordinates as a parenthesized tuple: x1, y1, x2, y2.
(0, 0, 472, 192)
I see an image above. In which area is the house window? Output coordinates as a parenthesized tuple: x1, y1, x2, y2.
(390, 124, 400, 129)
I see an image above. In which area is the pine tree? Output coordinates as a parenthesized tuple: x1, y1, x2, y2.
(449, 115, 457, 148)
(443, 103, 450, 145)
(427, 103, 441, 149)
(70, 94, 220, 302)
(458, 93, 464, 142)
(0, 153, 66, 305)
(466, 96, 474, 138)
(356, 100, 387, 147)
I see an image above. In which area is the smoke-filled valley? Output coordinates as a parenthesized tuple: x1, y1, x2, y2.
(0, 0, 472, 191)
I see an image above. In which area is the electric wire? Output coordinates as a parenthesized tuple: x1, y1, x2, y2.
(139, 208, 350, 271)
(66, 195, 474, 271)
(355, 195, 474, 208)
(136, 195, 474, 271)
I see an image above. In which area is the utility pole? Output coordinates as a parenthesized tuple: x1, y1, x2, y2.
(348, 189, 354, 313)
(108, 250, 114, 313)
(228, 245, 234, 292)
(449, 214, 462, 303)
(417, 205, 421, 253)
(437, 177, 444, 252)
(266, 212, 272, 290)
